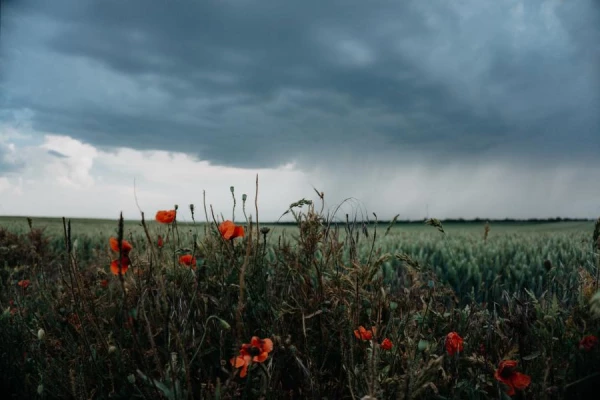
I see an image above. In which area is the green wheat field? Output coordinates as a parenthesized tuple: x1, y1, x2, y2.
(1, 195, 599, 399)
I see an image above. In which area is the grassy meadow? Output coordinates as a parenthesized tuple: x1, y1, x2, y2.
(1, 194, 599, 399)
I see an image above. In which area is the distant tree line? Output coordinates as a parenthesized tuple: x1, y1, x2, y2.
(271, 217, 592, 226)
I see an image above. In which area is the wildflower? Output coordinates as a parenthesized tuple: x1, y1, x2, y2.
(445, 332, 464, 356)
(110, 256, 130, 276)
(494, 360, 531, 396)
(230, 336, 273, 378)
(354, 326, 375, 341)
(381, 338, 393, 350)
(218, 220, 245, 240)
(18, 279, 30, 289)
(155, 209, 177, 224)
(109, 237, 132, 254)
(579, 335, 598, 351)
(157, 235, 164, 248)
(179, 254, 197, 268)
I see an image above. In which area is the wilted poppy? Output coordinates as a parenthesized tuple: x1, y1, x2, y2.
(18, 279, 30, 289)
(354, 326, 375, 341)
(110, 256, 130, 275)
(218, 220, 245, 240)
(445, 332, 464, 356)
(230, 336, 273, 378)
(494, 360, 531, 396)
(179, 254, 197, 268)
(579, 335, 598, 351)
(156, 210, 177, 224)
(109, 237, 132, 254)
(381, 338, 393, 350)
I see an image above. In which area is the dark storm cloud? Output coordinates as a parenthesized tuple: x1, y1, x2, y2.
(1, 0, 598, 168)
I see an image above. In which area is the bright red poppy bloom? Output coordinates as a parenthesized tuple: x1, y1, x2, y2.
(218, 220, 245, 240)
(579, 335, 598, 351)
(445, 332, 464, 356)
(494, 360, 531, 396)
(110, 256, 130, 276)
(230, 336, 273, 378)
(354, 326, 375, 341)
(18, 279, 30, 289)
(381, 338, 393, 350)
(109, 237, 133, 254)
(155, 210, 177, 224)
(179, 254, 197, 268)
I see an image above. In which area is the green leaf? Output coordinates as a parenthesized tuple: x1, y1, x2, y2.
(418, 340, 430, 351)
(522, 351, 541, 361)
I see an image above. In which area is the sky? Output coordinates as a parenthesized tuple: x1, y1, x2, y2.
(0, 0, 599, 222)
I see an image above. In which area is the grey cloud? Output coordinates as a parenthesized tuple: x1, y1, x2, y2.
(0, 142, 23, 174)
(47, 149, 68, 158)
(1, 0, 599, 168)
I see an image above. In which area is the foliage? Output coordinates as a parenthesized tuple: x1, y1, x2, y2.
(0, 188, 599, 399)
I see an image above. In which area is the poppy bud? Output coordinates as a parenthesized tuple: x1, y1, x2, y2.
(37, 328, 45, 341)
(108, 345, 117, 354)
(242, 194, 247, 201)
(127, 374, 135, 384)
(230, 186, 235, 193)
(217, 317, 231, 330)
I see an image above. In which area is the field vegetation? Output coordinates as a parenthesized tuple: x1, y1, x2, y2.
(1, 183, 599, 399)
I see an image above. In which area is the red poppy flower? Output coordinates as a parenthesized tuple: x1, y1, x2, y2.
(579, 335, 598, 351)
(218, 220, 245, 240)
(354, 326, 375, 341)
(494, 360, 531, 396)
(109, 237, 133, 254)
(156, 210, 176, 224)
(18, 279, 30, 289)
(179, 254, 197, 268)
(230, 336, 273, 378)
(445, 332, 464, 356)
(381, 338, 393, 350)
(110, 256, 130, 275)
(157, 235, 164, 248)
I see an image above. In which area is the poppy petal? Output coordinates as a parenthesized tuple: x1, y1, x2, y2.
(250, 336, 261, 348)
(511, 372, 531, 390)
(253, 352, 269, 363)
(219, 221, 236, 240)
(240, 363, 248, 378)
(261, 338, 273, 353)
(233, 225, 245, 238)
(231, 356, 245, 368)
